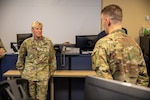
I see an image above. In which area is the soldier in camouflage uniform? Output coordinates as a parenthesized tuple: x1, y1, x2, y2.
(92, 4, 149, 87)
(0, 39, 7, 59)
(16, 21, 56, 100)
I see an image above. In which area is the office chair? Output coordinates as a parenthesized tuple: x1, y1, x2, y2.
(0, 78, 34, 100)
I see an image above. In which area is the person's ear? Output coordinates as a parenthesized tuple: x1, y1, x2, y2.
(106, 18, 111, 26)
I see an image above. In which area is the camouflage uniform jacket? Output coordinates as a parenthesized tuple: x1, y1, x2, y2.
(16, 36, 56, 81)
(92, 29, 149, 87)
(0, 39, 7, 59)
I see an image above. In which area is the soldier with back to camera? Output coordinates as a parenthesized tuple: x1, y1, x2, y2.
(92, 4, 149, 87)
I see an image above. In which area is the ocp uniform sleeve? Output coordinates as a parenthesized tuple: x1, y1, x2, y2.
(49, 40, 56, 76)
(92, 46, 113, 79)
(0, 39, 7, 59)
(16, 41, 27, 73)
(0, 39, 7, 52)
(136, 53, 149, 87)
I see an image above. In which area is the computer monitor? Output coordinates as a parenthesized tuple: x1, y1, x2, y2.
(84, 76, 150, 100)
(17, 33, 32, 49)
(75, 35, 97, 52)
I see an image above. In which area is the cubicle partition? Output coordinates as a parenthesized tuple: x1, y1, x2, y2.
(0, 54, 18, 81)
(0, 53, 92, 100)
(54, 54, 92, 100)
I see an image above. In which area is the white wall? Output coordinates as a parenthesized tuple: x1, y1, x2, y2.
(0, 0, 101, 53)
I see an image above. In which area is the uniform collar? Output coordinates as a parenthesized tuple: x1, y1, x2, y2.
(34, 36, 44, 41)
(111, 29, 126, 34)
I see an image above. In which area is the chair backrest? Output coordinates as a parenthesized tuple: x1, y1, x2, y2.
(0, 78, 34, 100)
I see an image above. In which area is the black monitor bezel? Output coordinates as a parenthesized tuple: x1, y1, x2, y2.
(75, 35, 97, 51)
(17, 33, 32, 49)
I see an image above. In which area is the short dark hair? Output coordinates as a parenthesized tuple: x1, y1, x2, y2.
(102, 4, 122, 22)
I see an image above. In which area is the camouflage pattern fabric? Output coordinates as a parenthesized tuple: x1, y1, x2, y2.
(16, 36, 56, 100)
(92, 29, 149, 87)
(0, 39, 7, 59)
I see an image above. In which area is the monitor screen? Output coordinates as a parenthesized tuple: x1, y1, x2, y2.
(84, 76, 150, 100)
(75, 35, 97, 52)
(17, 33, 32, 49)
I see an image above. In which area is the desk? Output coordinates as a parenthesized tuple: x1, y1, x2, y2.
(1, 54, 93, 100)
(3, 70, 96, 100)
(3, 70, 20, 79)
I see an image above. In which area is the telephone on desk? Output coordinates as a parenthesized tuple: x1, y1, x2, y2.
(54, 44, 80, 66)
(54, 44, 80, 55)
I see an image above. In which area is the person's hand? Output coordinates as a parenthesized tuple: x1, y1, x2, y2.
(0, 48, 5, 56)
